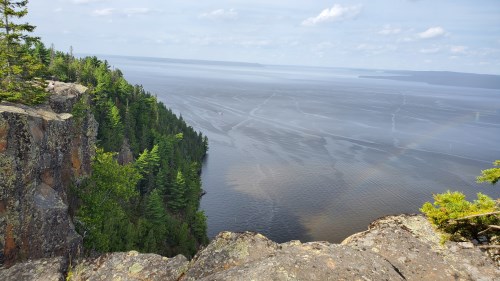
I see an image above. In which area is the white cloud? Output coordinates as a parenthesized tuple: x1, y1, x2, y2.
(239, 40, 271, 48)
(54, 7, 63, 12)
(302, 4, 362, 26)
(73, 0, 105, 4)
(419, 47, 441, 54)
(92, 8, 114, 16)
(124, 8, 152, 16)
(378, 25, 401, 35)
(450, 45, 468, 54)
(92, 8, 155, 17)
(356, 43, 397, 55)
(418, 26, 446, 39)
(200, 9, 238, 20)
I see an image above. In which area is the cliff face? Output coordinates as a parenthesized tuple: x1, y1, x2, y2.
(0, 82, 97, 267)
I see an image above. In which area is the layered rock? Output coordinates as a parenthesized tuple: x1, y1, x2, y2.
(0, 82, 97, 267)
(0, 257, 67, 281)
(182, 231, 405, 280)
(69, 251, 188, 281)
(342, 214, 500, 280)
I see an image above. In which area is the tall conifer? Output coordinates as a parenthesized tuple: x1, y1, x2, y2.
(0, 0, 46, 104)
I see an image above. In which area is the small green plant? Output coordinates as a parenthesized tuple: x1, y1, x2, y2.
(71, 93, 89, 124)
(421, 161, 500, 240)
(477, 160, 500, 185)
(421, 191, 499, 238)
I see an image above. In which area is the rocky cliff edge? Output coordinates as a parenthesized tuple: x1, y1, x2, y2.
(1, 215, 499, 281)
(0, 82, 97, 267)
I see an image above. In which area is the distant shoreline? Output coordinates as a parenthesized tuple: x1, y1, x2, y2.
(360, 71, 500, 90)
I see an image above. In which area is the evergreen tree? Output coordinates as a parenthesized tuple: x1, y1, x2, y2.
(0, 0, 46, 104)
(146, 189, 167, 224)
(169, 171, 187, 212)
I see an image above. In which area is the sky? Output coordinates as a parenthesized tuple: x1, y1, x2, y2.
(26, 0, 500, 74)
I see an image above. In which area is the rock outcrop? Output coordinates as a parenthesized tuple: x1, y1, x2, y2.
(69, 251, 188, 281)
(2, 215, 498, 280)
(182, 231, 404, 280)
(342, 214, 500, 280)
(0, 82, 97, 267)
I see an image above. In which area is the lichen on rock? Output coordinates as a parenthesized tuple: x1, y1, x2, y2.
(68, 251, 188, 281)
(0, 82, 97, 267)
(342, 214, 500, 280)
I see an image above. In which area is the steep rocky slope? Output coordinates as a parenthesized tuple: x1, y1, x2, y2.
(0, 82, 97, 267)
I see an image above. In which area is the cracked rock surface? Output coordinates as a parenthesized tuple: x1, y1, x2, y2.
(343, 214, 500, 280)
(0, 82, 97, 267)
(1, 216, 499, 281)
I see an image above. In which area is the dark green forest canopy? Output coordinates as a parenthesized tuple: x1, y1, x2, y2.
(44, 48, 210, 257)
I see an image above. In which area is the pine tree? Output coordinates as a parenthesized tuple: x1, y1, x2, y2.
(0, 0, 47, 104)
(169, 171, 187, 211)
(146, 189, 167, 224)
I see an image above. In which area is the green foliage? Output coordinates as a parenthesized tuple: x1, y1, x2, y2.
(74, 149, 141, 251)
(41, 48, 210, 257)
(421, 191, 499, 238)
(192, 211, 209, 244)
(420, 191, 500, 241)
(477, 160, 500, 185)
(169, 171, 188, 212)
(135, 145, 160, 175)
(0, 0, 47, 105)
(421, 161, 500, 240)
(71, 91, 89, 124)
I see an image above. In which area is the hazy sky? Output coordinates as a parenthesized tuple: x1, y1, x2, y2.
(27, 0, 500, 74)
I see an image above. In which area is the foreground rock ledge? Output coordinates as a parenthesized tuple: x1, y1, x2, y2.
(1, 215, 498, 281)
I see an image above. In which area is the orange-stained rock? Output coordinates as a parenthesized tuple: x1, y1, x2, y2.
(0, 122, 8, 152)
(71, 143, 81, 176)
(41, 170, 54, 187)
(4, 224, 17, 268)
(0, 82, 96, 268)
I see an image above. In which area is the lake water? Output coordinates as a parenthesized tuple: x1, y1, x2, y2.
(101, 55, 500, 243)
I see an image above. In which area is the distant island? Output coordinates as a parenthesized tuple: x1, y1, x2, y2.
(360, 70, 500, 90)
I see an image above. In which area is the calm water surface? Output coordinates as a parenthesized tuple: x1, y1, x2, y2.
(102, 56, 500, 243)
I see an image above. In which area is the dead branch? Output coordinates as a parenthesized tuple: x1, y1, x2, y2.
(478, 225, 500, 235)
(455, 211, 500, 221)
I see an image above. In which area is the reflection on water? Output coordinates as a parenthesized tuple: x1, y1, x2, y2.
(101, 55, 500, 243)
